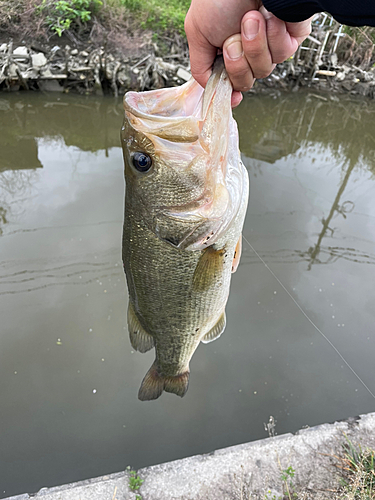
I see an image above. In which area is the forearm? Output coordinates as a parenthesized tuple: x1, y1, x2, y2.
(263, 0, 375, 26)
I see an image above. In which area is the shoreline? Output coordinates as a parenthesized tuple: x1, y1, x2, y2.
(1, 11, 375, 98)
(4, 412, 375, 500)
(1, 39, 375, 99)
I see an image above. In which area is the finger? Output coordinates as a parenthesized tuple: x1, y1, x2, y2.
(185, 11, 217, 88)
(223, 34, 255, 92)
(260, 6, 312, 63)
(241, 10, 275, 79)
(231, 91, 243, 108)
(286, 17, 313, 45)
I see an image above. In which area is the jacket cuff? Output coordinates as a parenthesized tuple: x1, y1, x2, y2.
(262, 0, 322, 22)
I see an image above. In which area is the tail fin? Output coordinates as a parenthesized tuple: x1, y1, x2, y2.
(138, 362, 190, 401)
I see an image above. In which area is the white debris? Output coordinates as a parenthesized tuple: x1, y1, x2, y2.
(13, 46, 28, 56)
(31, 52, 48, 68)
(176, 67, 191, 82)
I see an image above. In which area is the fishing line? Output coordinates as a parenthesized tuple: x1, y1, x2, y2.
(242, 234, 375, 401)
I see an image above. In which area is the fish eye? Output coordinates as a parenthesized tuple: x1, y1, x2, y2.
(132, 152, 152, 173)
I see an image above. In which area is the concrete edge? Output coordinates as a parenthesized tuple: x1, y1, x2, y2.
(5, 411, 375, 500)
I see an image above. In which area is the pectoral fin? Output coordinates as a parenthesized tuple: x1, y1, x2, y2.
(128, 302, 154, 353)
(192, 246, 226, 292)
(231, 235, 242, 273)
(201, 312, 226, 344)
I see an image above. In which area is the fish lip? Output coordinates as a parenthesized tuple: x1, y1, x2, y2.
(125, 92, 180, 122)
(124, 79, 204, 123)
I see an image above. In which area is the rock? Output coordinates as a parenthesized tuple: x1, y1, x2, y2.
(354, 82, 371, 96)
(38, 80, 64, 92)
(13, 46, 28, 56)
(23, 68, 39, 79)
(176, 67, 191, 82)
(336, 71, 346, 82)
(80, 51, 89, 57)
(363, 72, 374, 82)
(71, 49, 78, 56)
(157, 60, 177, 72)
(40, 68, 53, 78)
(8, 63, 19, 79)
(31, 52, 48, 68)
(342, 80, 355, 92)
(0, 43, 8, 53)
(329, 53, 338, 66)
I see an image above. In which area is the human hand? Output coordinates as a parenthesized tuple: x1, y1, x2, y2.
(184, 0, 312, 106)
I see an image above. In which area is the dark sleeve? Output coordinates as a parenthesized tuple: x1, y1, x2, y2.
(262, 0, 375, 26)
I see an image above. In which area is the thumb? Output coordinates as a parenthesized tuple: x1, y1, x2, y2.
(185, 13, 217, 88)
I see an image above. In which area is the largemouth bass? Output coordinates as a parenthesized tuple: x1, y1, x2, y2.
(121, 57, 249, 401)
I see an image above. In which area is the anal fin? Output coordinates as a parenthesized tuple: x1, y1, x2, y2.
(201, 311, 226, 344)
(128, 302, 154, 353)
(232, 235, 242, 273)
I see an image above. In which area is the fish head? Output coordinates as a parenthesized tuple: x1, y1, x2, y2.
(122, 57, 245, 250)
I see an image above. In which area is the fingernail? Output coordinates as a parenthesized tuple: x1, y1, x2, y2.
(243, 19, 259, 40)
(226, 40, 243, 60)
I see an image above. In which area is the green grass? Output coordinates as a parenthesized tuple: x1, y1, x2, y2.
(114, 0, 190, 34)
(0, 0, 190, 37)
(41, 0, 191, 37)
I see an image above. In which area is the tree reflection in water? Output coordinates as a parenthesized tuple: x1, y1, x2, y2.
(236, 91, 375, 270)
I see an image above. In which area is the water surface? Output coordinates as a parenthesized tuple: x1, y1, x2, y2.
(0, 91, 374, 497)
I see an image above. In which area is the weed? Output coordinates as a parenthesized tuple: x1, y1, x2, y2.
(264, 490, 280, 500)
(128, 469, 144, 491)
(37, 0, 103, 36)
(280, 465, 297, 500)
(337, 436, 375, 499)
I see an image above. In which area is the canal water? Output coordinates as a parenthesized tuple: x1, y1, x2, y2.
(0, 90, 374, 497)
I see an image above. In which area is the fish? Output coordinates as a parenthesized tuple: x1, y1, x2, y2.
(121, 57, 249, 401)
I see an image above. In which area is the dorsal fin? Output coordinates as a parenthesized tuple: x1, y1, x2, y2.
(201, 311, 226, 344)
(128, 302, 154, 353)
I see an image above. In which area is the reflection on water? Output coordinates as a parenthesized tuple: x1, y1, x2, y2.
(236, 93, 375, 270)
(0, 91, 375, 498)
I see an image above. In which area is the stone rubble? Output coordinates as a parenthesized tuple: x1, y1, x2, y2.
(0, 13, 374, 97)
(0, 41, 191, 94)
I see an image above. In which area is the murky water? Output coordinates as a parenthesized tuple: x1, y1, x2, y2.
(1, 90, 375, 497)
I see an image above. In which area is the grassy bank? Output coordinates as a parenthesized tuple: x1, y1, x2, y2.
(106, 0, 190, 34)
(0, 0, 190, 43)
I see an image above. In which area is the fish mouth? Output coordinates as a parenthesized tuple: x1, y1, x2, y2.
(123, 58, 227, 142)
(124, 58, 246, 250)
(124, 75, 204, 144)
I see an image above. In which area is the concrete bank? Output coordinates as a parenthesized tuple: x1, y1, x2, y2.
(6, 412, 375, 500)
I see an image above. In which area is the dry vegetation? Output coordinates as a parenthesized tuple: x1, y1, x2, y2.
(0, 0, 190, 49)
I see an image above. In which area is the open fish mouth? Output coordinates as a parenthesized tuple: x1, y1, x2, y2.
(123, 58, 246, 251)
